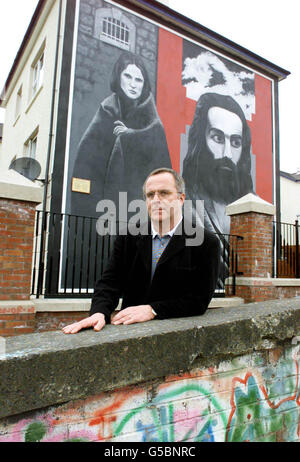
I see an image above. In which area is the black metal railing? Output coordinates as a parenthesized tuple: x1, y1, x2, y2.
(273, 220, 300, 278)
(31, 211, 243, 298)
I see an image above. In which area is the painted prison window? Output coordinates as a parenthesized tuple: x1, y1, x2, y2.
(102, 17, 130, 49)
(94, 7, 136, 52)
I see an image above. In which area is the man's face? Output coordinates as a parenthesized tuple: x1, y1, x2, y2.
(205, 106, 243, 165)
(120, 64, 144, 100)
(145, 172, 185, 229)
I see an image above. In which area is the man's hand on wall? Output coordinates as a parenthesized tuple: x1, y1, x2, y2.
(62, 313, 106, 334)
(111, 305, 155, 325)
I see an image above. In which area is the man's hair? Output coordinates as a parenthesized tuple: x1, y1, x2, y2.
(110, 51, 151, 103)
(143, 168, 185, 196)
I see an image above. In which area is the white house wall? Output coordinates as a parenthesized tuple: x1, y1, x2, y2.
(280, 176, 300, 224)
(0, 0, 64, 190)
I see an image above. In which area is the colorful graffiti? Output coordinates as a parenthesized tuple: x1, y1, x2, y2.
(1, 346, 300, 442)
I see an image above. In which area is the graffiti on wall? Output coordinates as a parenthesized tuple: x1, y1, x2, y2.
(1, 346, 300, 442)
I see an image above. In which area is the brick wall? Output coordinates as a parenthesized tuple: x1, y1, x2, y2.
(0, 306, 90, 337)
(234, 283, 300, 303)
(0, 199, 37, 301)
(35, 311, 88, 333)
(0, 304, 36, 337)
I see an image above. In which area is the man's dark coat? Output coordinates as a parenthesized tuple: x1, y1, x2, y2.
(90, 221, 220, 323)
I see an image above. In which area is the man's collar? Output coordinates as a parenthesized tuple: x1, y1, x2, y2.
(151, 217, 183, 239)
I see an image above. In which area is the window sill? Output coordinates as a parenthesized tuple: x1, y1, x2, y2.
(13, 114, 21, 127)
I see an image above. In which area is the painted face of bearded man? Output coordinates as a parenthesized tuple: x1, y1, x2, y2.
(183, 93, 253, 205)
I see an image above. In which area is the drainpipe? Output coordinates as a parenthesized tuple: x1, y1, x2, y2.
(37, 0, 63, 297)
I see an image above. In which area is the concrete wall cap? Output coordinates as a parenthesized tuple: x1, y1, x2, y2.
(226, 276, 300, 287)
(32, 297, 244, 312)
(226, 193, 275, 216)
(0, 169, 43, 204)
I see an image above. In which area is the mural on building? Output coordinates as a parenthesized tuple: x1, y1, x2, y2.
(1, 346, 300, 442)
(64, 0, 274, 223)
(52, 0, 274, 292)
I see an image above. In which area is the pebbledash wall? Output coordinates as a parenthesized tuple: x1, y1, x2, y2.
(1, 298, 300, 443)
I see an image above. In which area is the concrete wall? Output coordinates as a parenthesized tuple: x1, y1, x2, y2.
(1, 298, 300, 442)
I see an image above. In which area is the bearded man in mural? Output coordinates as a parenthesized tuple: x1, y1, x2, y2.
(183, 92, 253, 234)
(71, 51, 171, 219)
(182, 92, 253, 286)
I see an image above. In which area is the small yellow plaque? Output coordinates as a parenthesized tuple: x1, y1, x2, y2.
(72, 177, 91, 194)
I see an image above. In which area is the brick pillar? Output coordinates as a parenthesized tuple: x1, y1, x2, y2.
(0, 173, 43, 336)
(226, 193, 276, 302)
(0, 198, 40, 300)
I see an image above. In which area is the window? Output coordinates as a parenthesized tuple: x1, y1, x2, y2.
(15, 85, 22, 120)
(32, 51, 44, 98)
(24, 129, 39, 159)
(94, 8, 136, 52)
(27, 136, 37, 159)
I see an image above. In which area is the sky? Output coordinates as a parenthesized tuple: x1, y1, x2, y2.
(0, 0, 299, 173)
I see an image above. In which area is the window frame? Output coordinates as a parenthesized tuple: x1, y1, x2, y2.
(31, 51, 44, 98)
(24, 128, 39, 160)
(27, 135, 38, 159)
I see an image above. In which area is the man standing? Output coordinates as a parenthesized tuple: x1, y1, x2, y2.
(63, 168, 220, 334)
